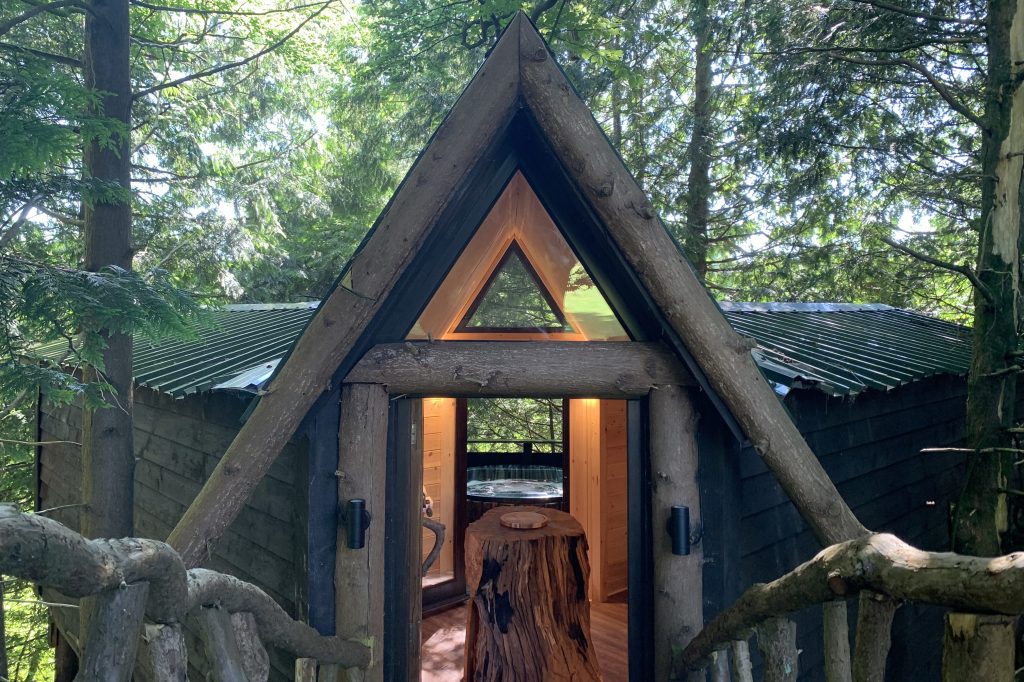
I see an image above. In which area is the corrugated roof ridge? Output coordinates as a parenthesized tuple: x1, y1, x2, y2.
(719, 302, 895, 313)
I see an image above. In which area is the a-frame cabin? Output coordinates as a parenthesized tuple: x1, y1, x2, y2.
(36, 12, 975, 681)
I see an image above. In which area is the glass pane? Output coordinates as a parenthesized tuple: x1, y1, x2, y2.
(466, 398, 563, 453)
(458, 244, 571, 333)
(407, 171, 629, 341)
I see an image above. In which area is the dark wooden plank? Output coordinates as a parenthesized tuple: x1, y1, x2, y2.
(305, 394, 340, 635)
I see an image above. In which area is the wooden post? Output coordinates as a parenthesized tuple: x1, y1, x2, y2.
(232, 611, 270, 682)
(336, 383, 388, 682)
(650, 385, 703, 680)
(852, 591, 895, 682)
(296, 658, 318, 682)
(729, 639, 753, 682)
(755, 617, 798, 682)
(76, 583, 148, 682)
(942, 613, 1016, 682)
(709, 648, 730, 682)
(196, 606, 250, 682)
(823, 601, 852, 682)
(134, 623, 187, 682)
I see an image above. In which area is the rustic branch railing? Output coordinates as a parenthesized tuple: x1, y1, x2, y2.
(0, 504, 371, 681)
(680, 533, 1024, 681)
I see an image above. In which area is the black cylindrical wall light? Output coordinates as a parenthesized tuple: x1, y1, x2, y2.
(344, 498, 371, 550)
(667, 505, 691, 556)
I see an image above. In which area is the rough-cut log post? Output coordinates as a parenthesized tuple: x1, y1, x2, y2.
(75, 583, 148, 682)
(851, 591, 895, 682)
(233, 611, 270, 682)
(296, 658, 318, 682)
(729, 640, 753, 682)
(196, 606, 250, 682)
(165, 14, 526, 571)
(681, 532, 1024, 667)
(318, 663, 341, 682)
(346, 342, 692, 397)
(187, 569, 369, 667)
(709, 649, 730, 682)
(464, 507, 602, 681)
(756, 618, 797, 682)
(135, 623, 187, 682)
(822, 601, 852, 682)
(335, 383, 388, 681)
(650, 385, 703, 680)
(942, 614, 1016, 682)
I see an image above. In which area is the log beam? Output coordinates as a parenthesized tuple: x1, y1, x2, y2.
(517, 15, 864, 546)
(822, 601, 852, 682)
(345, 342, 692, 397)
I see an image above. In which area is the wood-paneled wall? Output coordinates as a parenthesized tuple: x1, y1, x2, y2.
(421, 398, 456, 576)
(569, 399, 628, 602)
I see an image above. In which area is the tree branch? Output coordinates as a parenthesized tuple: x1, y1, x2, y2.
(845, 0, 984, 26)
(129, 0, 328, 16)
(834, 55, 985, 128)
(132, 0, 332, 100)
(879, 235, 994, 304)
(0, 0, 90, 37)
(0, 40, 82, 67)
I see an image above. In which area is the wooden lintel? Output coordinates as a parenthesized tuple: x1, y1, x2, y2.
(344, 342, 693, 397)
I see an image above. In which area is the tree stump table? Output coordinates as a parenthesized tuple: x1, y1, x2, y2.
(463, 506, 603, 681)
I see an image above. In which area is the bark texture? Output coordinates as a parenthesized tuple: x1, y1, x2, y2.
(0, 505, 185, 622)
(851, 592, 895, 682)
(134, 623, 187, 682)
(464, 506, 602, 681)
(81, 0, 134, 543)
(650, 386, 703, 680)
(345, 341, 692, 397)
(822, 601, 852, 682)
(943, 0, 1024, 675)
(942, 613, 1016, 682)
(334, 383, 389, 681)
(76, 583, 148, 682)
(681, 532, 1024, 667)
(684, 0, 713, 278)
(755, 618, 798, 682)
(187, 568, 370, 667)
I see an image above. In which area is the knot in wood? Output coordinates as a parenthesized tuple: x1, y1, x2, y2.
(826, 570, 847, 596)
(530, 47, 548, 62)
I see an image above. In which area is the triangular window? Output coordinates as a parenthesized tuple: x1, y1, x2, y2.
(456, 242, 572, 333)
(407, 171, 628, 341)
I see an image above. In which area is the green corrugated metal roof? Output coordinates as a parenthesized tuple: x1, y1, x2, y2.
(719, 303, 973, 396)
(34, 301, 973, 399)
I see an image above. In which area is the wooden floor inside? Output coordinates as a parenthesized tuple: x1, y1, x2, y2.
(421, 595, 628, 681)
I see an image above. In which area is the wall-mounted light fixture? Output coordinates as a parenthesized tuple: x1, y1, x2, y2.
(342, 498, 371, 550)
(667, 505, 694, 556)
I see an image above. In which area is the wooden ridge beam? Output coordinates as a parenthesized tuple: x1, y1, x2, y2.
(344, 341, 693, 397)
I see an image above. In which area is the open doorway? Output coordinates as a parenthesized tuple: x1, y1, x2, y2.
(419, 396, 630, 680)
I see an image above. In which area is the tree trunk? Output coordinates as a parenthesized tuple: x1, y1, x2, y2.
(945, 0, 1024, 676)
(684, 0, 713, 279)
(0, 577, 7, 682)
(942, 614, 1016, 682)
(464, 507, 602, 682)
(755, 618, 797, 682)
(79, 0, 135, 644)
(851, 591, 895, 682)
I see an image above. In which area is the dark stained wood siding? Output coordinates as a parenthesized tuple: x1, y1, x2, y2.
(733, 375, 968, 681)
(37, 387, 308, 681)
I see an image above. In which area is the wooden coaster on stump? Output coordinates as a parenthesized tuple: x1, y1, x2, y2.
(499, 511, 548, 529)
(464, 506, 603, 681)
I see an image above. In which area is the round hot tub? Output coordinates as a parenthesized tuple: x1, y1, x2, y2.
(466, 465, 563, 523)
